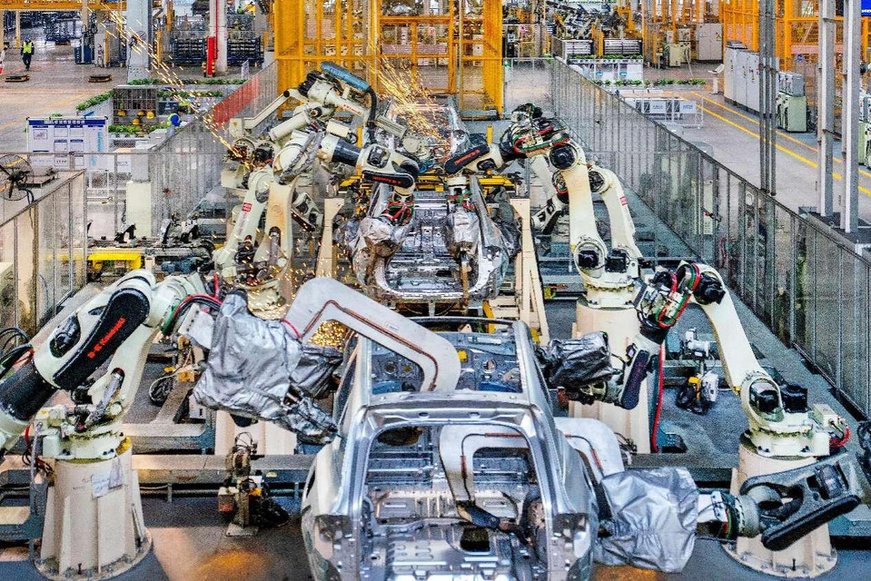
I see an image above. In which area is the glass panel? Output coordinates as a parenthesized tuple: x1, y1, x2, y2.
(56, 183, 72, 301)
(72, 174, 87, 290)
(16, 208, 37, 335)
(38, 195, 57, 326)
(738, 184, 756, 305)
(840, 255, 869, 415)
(0, 222, 15, 326)
(700, 157, 717, 263)
(812, 232, 839, 386)
(772, 206, 794, 345)
(794, 218, 813, 355)
(755, 195, 775, 325)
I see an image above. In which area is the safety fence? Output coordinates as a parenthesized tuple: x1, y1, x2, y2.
(0, 173, 87, 337)
(546, 58, 871, 419)
(144, 61, 279, 235)
(0, 64, 277, 334)
(81, 62, 278, 238)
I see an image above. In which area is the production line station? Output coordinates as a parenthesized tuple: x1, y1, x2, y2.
(1, 1, 871, 580)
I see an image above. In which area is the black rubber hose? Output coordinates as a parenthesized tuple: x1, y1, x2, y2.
(0, 344, 32, 377)
(365, 87, 378, 142)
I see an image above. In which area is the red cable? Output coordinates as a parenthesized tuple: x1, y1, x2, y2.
(831, 425, 851, 448)
(651, 344, 665, 453)
(212, 273, 220, 299)
(281, 319, 301, 339)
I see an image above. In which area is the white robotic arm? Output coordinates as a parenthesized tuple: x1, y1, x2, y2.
(589, 166, 642, 264)
(0, 275, 462, 461)
(0, 271, 209, 460)
(636, 262, 848, 457)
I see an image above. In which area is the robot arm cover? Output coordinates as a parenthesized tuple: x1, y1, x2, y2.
(193, 291, 339, 444)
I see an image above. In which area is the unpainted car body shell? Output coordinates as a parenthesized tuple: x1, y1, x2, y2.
(301, 320, 615, 580)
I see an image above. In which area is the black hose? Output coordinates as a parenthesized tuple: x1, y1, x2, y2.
(365, 87, 378, 142)
(0, 344, 32, 377)
(0, 327, 29, 356)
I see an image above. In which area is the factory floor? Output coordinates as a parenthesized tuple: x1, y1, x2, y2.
(0, 28, 114, 152)
(0, 24, 239, 152)
(1, 503, 868, 581)
(638, 62, 871, 223)
(2, 272, 869, 581)
(0, 57, 870, 580)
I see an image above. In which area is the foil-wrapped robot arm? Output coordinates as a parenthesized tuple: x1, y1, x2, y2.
(194, 278, 462, 443)
(539, 323, 664, 411)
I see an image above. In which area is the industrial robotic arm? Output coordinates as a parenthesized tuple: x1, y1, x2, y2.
(0, 274, 462, 461)
(737, 424, 871, 550)
(692, 423, 871, 551)
(636, 262, 848, 457)
(0, 270, 209, 461)
(214, 129, 326, 310)
(444, 104, 640, 280)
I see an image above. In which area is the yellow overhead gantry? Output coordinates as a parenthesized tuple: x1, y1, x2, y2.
(721, 0, 870, 72)
(0, 0, 124, 9)
(273, 0, 503, 116)
(642, 0, 717, 66)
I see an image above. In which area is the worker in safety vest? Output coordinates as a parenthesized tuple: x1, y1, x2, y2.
(21, 36, 34, 71)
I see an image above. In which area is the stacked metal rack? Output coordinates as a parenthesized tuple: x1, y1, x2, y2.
(227, 12, 262, 65)
(3, 11, 13, 37)
(43, 12, 81, 44)
(113, 86, 160, 127)
(170, 16, 206, 65)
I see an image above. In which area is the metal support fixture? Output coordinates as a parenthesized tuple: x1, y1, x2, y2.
(124, 0, 151, 80)
(210, 0, 227, 74)
(758, 0, 777, 197)
(818, 0, 835, 217)
(844, 0, 861, 234)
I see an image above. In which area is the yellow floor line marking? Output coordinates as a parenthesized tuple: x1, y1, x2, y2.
(692, 91, 871, 181)
(691, 91, 819, 152)
(698, 103, 871, 196)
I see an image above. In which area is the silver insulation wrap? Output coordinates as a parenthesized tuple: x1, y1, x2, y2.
(443, 208, 481, 258)
(193, 292, 337, 444)
(594, 467, 699, 572)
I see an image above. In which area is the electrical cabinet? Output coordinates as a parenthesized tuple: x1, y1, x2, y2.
(663, 43, 690, 67)
(775, 72, 807, 132)
(695, 23, 722, 61)
(858, 94, 871, 165)
(724, 45, 779, 114)
(776, 94, 807, 132)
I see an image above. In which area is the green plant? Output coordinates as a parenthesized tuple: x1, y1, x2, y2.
(76, 91, 113, 112)
(157, 89, 224, 98)
(126, 78, 245, 86)
(109, 120, 172, 136)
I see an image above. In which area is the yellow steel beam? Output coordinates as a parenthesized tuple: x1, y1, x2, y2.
(273, 0, 501, 114)
(0, 0, 124, 9)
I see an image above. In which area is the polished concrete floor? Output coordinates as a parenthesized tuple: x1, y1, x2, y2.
(641, 64, 871, 223)
(0, 29, 116, 152)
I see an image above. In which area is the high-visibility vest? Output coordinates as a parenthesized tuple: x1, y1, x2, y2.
(23, 42, 33, 55)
